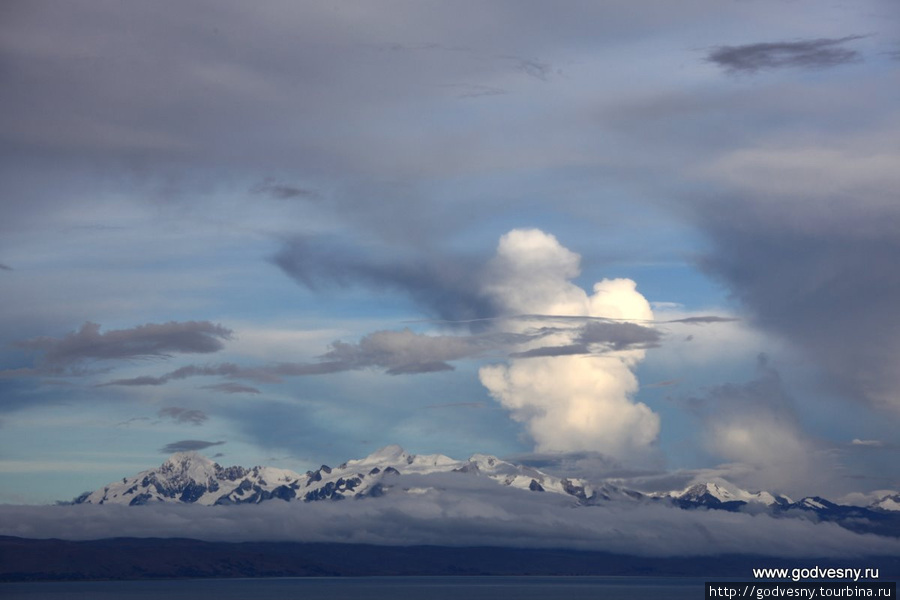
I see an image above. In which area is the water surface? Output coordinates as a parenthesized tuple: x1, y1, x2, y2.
(1, 576, 707, 599)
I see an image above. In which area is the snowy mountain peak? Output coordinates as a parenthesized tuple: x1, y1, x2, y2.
(668, 481, 734, 503)
(871, 494, 900, 512)
(352, 444, 410, 466)
(344, 445, 461, 474)
(163, 450, 212, 465)
(466, 453, 506, 471)
(664, 481, 789, 507)
(159, 452, 217, 481)
(797, 496, 837, 511)
(77, 447, 600, 506)
(408, 452, 460, 469)
(699, 482, 734, 502)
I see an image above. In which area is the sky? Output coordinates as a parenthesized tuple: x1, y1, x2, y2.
(1, 0, 899, 506)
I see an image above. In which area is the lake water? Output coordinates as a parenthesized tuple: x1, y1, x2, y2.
(0, 576, 706, 599)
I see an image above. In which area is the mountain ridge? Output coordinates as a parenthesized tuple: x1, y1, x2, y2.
(70, 445, 900, 538)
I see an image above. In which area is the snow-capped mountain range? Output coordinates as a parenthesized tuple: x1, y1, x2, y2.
(78, 445, 609, 506)
(73, 445, 900, 535)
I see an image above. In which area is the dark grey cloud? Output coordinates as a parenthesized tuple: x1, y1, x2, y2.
(101, 375, 168, 387)
(510, 344, 590, 358)
(0, 263, 12, 271)
(502, 54, 555, 81)
(0, 0, 645, 246)
(15, 321, 232, 370)
(664, 316, 739, 325)
(385, 362, 455, 375)
(251, 179, 317, 200)
(320, 328, 514, 375)
(200, 382, 261, 395)
(708, 36, 865, 73)
(159, 440, 225, 454)
(100, 363, 246, 387)
(697, 208, 900, 410)
(100, 319, 673, 387)
(167, 363, 247, 380)
(273, 236, 498, 323)
(100, 328, 534, 387)
(509, 322, 661, 358)
(158, 406, 208, 426)
(684, 355, 796, 419)
(99, 360, 343, 387)
(116, 416, 151, 427)
(579, 321, 661, 350)
(96, 315, 727, 387)
(275, 232, 744, 336)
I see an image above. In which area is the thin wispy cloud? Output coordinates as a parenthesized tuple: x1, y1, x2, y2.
(664, 316, 739, 325)
(200, 382, 261, 395)
(14, 321, 232, 370)
(502, 55, 555, 81)
(439, 83, 509, 99)
(100, 364, 246, 387)
(644, 379, 681, 389)
(159, 440, 225, 454)
(116, 416, 151, 427)
(848, 439, 900, 451)
(158, 407, 208, 426)
(251, 179, 318, 200)
(96, 315, 684, 387)
(425, 402, 484, 409)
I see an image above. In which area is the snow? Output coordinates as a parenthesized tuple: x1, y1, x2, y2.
(81, 444, 590, 505)
(468, 454, 502, 470)
(160, 452, 217, 482)
(408, 453, 460, 469)
(348, 444, 410, 466)
(874, 496, 900, 511)
(75, 445, 862, 516)
(253, 466, 304, 484)
(664, 481, 786, 506)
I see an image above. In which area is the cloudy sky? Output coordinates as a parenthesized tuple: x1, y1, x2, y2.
(1, 0, 899, 505)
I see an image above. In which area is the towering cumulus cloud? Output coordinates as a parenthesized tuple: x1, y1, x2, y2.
(478, 230, 659, 456)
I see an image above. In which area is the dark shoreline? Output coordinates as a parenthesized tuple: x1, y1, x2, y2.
(2, 536, 899, 582)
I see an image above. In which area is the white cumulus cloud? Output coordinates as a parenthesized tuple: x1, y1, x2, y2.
(478, 229, 660, 456)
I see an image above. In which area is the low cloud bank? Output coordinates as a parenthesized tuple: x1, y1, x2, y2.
(2, 474, 898, 558)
